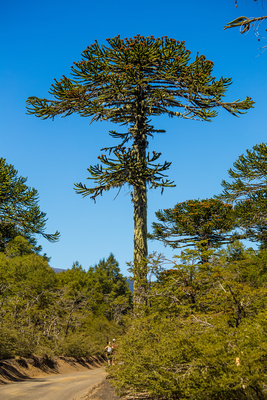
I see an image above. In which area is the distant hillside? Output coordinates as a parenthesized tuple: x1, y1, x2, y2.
(53, 268, 66, 273)
(127, 278, 134, 292)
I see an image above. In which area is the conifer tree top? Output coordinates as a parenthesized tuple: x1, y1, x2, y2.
(26, 34, 254, 132)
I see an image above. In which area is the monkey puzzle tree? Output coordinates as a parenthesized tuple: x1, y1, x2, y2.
(0, 158, 60, 251)
(26, 35, 253, 307)
(219, 142, 267, 249)
(150, 199, 238, 263)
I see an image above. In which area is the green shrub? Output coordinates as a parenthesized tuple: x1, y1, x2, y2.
(57, 333, 103, 358)
(0, 327, 35, 359)
(111, 313, 267, 400)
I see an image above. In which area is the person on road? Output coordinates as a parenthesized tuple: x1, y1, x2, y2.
(105, 342, 112, 365)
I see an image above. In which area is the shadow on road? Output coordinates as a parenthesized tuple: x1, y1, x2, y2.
(0, 355, 105, 385)
(0, 362, 33, 384)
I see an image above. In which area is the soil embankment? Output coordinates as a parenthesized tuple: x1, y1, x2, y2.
(0, 355, 106, 385)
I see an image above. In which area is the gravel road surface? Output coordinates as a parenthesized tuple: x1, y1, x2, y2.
(0, 367, 107, 400)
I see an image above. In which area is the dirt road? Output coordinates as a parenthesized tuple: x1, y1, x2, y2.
(0, 367, 107, 400)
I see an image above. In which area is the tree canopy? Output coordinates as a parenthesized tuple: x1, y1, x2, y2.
(58, 254, 132, 321)
(26, 35, 253, 123)
(0, 243, 129, 359)
(0, 158, 60, 251)
(218, 143, 267, 249)
(150, 198, 238, 262)
(26, 35, 254, 307)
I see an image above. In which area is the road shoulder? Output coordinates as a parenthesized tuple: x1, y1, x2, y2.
(83, 378, 122, 400)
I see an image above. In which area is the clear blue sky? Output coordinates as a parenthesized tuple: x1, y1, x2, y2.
(1, 0, 266, 275)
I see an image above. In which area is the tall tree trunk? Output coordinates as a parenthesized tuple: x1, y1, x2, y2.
(133, 178, 147, 308)
(133, 104, 148, 309)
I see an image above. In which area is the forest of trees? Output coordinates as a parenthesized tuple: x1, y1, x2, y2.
(2, 14, 267, 398)
(0, 237, 132, 359)
(108, 143, 267, 400)
(1, 140, 267, 398)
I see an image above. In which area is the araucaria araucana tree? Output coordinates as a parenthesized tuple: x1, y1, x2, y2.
(149, 199, 238, 263)
(218, 142, 267, 249)
(26, 35, 254, 307)
(0, 158, 60, 250)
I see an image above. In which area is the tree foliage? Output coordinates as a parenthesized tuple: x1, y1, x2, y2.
(150, 199, 238, 262)
(58, 254, 132, 321)
(26, 35, 253, 122)
(0, 241, 130, 359)
(218, 143, 267, 249)
(111, 245, 267, 400)
(0, 158, 60, 251)
(26, 35, 254, 307)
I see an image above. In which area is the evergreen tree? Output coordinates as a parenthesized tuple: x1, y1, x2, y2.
(0, 158, 60, 250)
(86, 254, 132, 320)
(57, 254, 132, 321)
(150, 198, 238, 263)
(218, 143, 267, 249)
(26, 35, 253, 307)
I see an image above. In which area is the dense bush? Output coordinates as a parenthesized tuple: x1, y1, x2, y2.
(111, 245, 267, 400)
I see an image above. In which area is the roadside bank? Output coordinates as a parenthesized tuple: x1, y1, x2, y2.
(0, 354, 106, 385)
